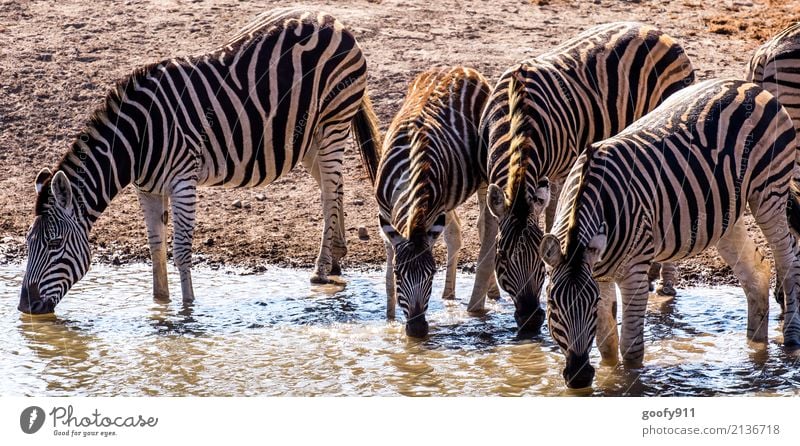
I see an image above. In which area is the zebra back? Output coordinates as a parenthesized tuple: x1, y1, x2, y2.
(746, 22, 800, 135)
(484, 22, 695, 194)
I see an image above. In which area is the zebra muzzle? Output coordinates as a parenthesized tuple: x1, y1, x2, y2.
(405, 315, 429, 338)
(563, 351, 595, 389)
(18, 284, 55, 315)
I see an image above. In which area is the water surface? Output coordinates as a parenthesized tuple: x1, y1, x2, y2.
(1, 264, 798, 396)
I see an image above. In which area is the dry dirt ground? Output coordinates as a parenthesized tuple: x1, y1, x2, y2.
(1, 0, 799, 286)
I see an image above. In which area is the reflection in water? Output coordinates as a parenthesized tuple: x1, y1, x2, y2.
(1, 264, 799, 396)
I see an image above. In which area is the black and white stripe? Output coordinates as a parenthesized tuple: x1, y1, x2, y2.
(472, 22, 696, 334)
(373, 67, 491, 337)
(746, 22, 800, 133)
(19, 8, 382, 313)
(540, 79, 800, 389)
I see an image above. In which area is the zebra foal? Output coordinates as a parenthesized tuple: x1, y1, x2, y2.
(372, 67, 492, 337)
(540, 79, 800, 388)
(472, 22, 695, 334)
(19, 8, 382, 314)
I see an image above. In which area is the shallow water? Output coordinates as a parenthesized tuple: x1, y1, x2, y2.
(1, 264, 798, 396)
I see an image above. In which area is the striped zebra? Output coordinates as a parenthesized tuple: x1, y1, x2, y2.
(373, 67, 491, 338)
(539, 79, 800, 389)
(746, 22, 800, 307)
(19, 8, 382, 314)
(746, 22, 800, 130)
(469, 22, 695, 334)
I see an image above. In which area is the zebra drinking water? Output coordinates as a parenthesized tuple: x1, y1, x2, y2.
(19, 8, 382, 314)
(470, 22, 695, 334)
(371, 67, 492, 338)
(540, 79, 800, 389)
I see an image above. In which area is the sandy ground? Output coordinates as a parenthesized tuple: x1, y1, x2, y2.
(1, 0, 799, 286)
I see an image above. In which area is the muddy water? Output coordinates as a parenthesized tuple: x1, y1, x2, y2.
(1, 264, 798, 396)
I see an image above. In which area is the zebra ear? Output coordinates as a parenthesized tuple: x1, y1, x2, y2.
(531, 177, 551, 217)
(379, 214, 405, 247)
(486, 183, 507, 219)
(540, 233, 564, 267)
(50, 171, 73, 213)
(428, 213, 446, 242)
(35, 168, 52, 195)
(586, 223, 607, 266)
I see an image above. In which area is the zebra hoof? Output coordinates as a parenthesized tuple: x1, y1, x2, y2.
(441, 292, 456, 300)
(310, 274, 332, 285)
(656, 282, 677, 297)
(329, 264, 342, 276)
(153, 293, 170, 303)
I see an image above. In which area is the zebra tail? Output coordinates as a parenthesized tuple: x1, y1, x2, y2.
(788, 182, 800, 236)
(352, 91, 383, 185)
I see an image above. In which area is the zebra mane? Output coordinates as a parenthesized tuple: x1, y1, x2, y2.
(36, 59, 174, 216)
(564, 144, 600, 270)
(406, 130, 436, 240)
(505, 68, 532, 222)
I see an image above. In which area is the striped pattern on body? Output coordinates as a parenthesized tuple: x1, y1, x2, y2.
(375, 67, 491, 336)
(20, 8, 382, 313)
(473, 22, 695, 332)
(541, 79, 800, 388)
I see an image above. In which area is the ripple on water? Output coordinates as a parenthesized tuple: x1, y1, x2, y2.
(2, 264, 800, 396)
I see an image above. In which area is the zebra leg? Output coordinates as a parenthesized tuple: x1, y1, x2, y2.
(138, 191, 170, 302)
(384, 240, 397, 320)
(468, 184, 500, 312)
(646, 262, 660, 292)
(442, 211, 462, 300)
(656, 262, 678, 296)
(309, 125, 349, 284)
(752, 198, 800, 346)
(716, 220, 770, 343)
(330, 185, 347, 276)
(617, 263, 651, 367)
(302, 152, 346, 277)
(170, 179, 197, 303)
(596, 280, 619, 365)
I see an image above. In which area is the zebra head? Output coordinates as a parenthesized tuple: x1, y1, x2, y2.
(486, 179, 550, 335)
(380, 213, 446, 338)
(19, 168, 91, 314)
(539, 226, 607, 389)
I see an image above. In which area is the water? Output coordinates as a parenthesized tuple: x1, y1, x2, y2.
(1, 264, 798, 396)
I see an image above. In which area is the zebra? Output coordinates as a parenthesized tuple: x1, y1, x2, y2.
(746, 22, 800, 307)
(372, 66, 492, 338)
(469, 22, 695, 334)
(18, 8, 382, 314)
(539, 79, 800, 389)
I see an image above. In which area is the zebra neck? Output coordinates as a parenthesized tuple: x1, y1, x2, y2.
(56, 107, 140, 231)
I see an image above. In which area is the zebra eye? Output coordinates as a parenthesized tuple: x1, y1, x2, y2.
(47, 237, 63, 249)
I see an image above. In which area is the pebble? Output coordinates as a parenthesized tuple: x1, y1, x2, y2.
(204, 238, 214, 247)
(37, 53, 53, 62)
(242, 201, 251, 209)
(357, 225, 369, 240)
(352, 198, 364, 206)
(255, 193, 266, 202)
(232, 199, 242, 208)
